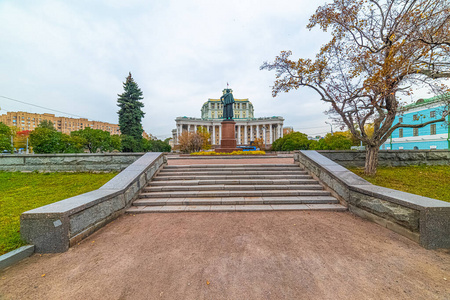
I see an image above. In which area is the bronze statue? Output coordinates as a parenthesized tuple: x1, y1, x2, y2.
(220, 88, 235, 120)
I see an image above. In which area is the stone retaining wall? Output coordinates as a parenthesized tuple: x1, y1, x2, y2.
(318, 150, 450, 167)
(20, 152, 166, 253)
(294, 150, 450, 249)
(0, 153, 145, 172)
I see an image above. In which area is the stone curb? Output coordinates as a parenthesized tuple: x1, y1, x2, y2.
(0, 245, 35, 271)
(20, 152, 166, 253)
(295, 150, 450, 249)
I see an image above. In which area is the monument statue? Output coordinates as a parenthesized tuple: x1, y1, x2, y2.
(220, 88, 235, 120)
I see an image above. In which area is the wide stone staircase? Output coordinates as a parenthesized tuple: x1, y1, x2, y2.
(126, 163, 346, 213)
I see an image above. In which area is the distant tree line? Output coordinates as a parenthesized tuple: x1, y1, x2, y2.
(271, 131, 358, 151)
(0, 120, 170, 154)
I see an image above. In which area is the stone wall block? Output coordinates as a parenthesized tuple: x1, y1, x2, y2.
(111, 156, 141, 164)
(138, 173, 146, 189)
(351, 193, 420, 231)
(420, 208, 450, 249)
(24, 157, 51, 165)
(0, 156, 25, 165)
(124, 182, 139, 205)
(69, 195, 125, 236)
(427, 151, 450, 161)
(20, 214, 70, 253)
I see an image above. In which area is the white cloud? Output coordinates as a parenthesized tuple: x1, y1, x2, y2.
(0, 0, 336, 139)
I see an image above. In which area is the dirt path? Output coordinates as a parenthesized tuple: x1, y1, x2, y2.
(1, 211, 449, 299)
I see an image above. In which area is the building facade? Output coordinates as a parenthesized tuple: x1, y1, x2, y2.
(381, 94, 449, 150)
(173, 89, 284, 147)
(0, 111, 121, 135)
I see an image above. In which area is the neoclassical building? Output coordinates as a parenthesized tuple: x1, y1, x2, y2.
(172, 89, 284, 148)
(381, 94, 449, 150)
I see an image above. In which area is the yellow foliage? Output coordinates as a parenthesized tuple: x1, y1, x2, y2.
(190, 150, 266, 156)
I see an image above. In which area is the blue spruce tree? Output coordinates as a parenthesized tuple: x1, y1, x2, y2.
(117, 72, 145, 152)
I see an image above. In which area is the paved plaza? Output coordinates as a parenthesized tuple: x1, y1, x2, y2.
(1, 211, 449, 299)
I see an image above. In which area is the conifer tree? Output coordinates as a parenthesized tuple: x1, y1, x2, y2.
(117, 72, 145, 152)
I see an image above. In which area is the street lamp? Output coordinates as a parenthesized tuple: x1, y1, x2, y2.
(325, 121, 333, 134)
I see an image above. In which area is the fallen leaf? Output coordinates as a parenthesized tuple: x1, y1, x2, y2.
(41, 274, 45, 277)
(206, 280, 210, 285)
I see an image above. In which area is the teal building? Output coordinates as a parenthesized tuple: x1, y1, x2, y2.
(381, 94, 449, 150)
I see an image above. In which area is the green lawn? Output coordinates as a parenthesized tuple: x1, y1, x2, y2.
(350, 165, 450, 203)
(0, 172, 117, 255)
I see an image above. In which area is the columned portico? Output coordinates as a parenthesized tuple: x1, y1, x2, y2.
(173, 91, 284, 149)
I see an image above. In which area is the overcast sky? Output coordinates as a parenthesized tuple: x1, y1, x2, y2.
(0, 0, 423, 139)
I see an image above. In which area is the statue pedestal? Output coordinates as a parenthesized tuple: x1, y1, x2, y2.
(215, 120, 240, 153)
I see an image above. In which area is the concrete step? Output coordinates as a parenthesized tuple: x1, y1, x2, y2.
(163, 164, 298, 169)
(160, 166, 301, 172)
(158, 170, 308, 176)
(144, 184, 324, 192)
(139, 190, 332, 198)
(153, 174, 313, 180)
(149, 179, 319, 186)
(133, 196, 339, 206)
(126, 203, 347, 213)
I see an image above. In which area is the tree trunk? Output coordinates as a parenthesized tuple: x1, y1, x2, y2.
(364, 145, 379, 176)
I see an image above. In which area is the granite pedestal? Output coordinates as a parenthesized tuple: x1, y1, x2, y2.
(215, 120, 240, 153)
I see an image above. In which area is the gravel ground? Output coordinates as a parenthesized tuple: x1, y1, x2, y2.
(1, 211, 449, 300)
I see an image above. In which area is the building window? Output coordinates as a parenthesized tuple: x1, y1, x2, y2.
(398, 128, 403, 138)
(430, 111, 436, 118)
(413, 128, 419, 136)
(430, 124, 436, 135)
(399, 117, 403, 123)
(413, 114, 419, 121)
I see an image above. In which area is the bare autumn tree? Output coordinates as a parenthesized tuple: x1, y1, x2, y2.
(261, 0, 450, 175)
(197, 126, 212, 150)
(177, 131, 204, 153)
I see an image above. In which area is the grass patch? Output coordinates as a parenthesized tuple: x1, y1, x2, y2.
(0, 172, 117, 255)
(349, 165, 450, 203)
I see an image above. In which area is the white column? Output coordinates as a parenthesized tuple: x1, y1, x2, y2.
(269, 124, 273, 144)
(250, 125, 253, 142)
(279, 123, 283, 138)
(244, 125, 248, 145)
(219, 124, 222, 141)
(263, 126, 266, 146)
(238, 125, 241, 145)
(256, 125, 260, 139)
(212, 124, 215, 145)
